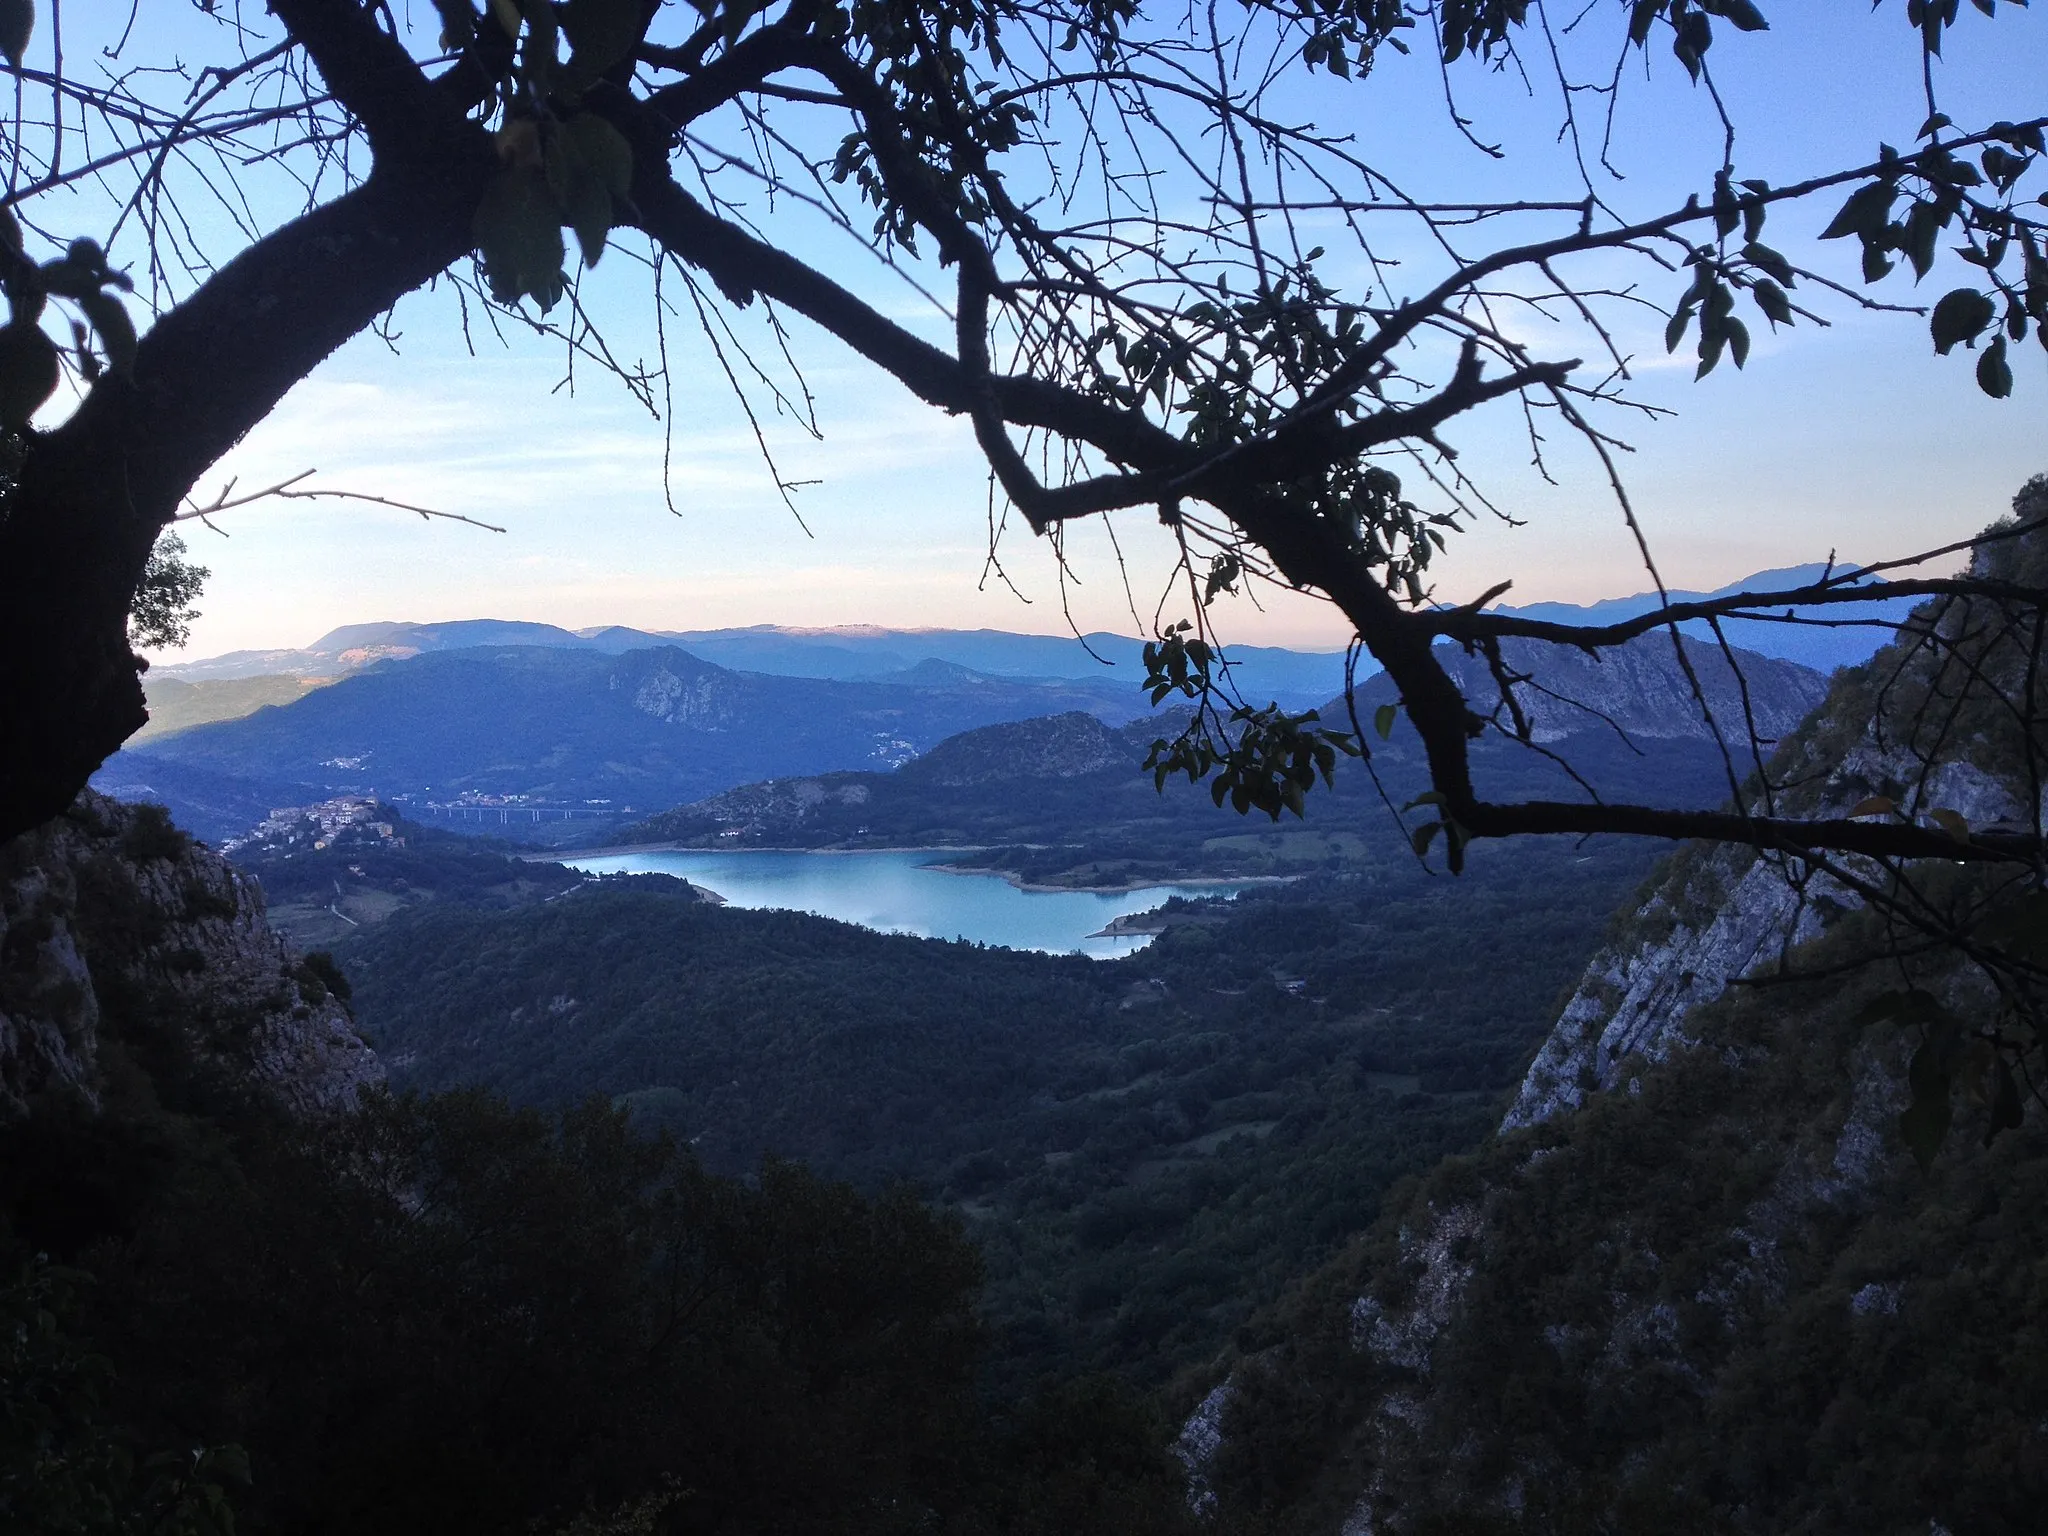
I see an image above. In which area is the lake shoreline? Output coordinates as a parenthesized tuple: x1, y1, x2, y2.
(534, 841, 1291, 896)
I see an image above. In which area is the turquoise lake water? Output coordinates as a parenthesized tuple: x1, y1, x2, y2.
(561, 848, 1241, 958)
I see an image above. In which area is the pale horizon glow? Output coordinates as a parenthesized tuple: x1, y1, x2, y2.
(64, 5, 2046, 665)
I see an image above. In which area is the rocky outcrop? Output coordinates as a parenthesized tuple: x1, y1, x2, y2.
(1201, 488, 2048, 1534)
(613, 649, 741, 728)
(0, 792, 379, 1121)
(1413, 633, 1828, 745)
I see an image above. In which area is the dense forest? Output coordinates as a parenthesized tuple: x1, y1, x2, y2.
(339, 829, 1660, 1393)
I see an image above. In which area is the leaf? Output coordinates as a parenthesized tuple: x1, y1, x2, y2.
(1410, 821, 1442, 857)
(77, 290, 136, 377)
(1742, 240, 1794, 285)
(1976, 333, 2013, 398)
(1846, 795, 1896, 818)
(551, 114, 634, 267)
(1927, 806, 1972, 841)
(0, 202, 19, 255)
(0, 0, 30, 72)
(1751, 278, 1793, 327)
(1984, 1057, 2025, 1146)
(0, 321, 57, 429)
(560, 0, 645, 93)
(1930, 286, 1996, 353)
(1715, 0, 1769, 32)
(474, 164, 566, 312)
(1373, 703, 1398, 740)
(1898, 1091, 1952, 1172)
(1819, 179, 1896, 241)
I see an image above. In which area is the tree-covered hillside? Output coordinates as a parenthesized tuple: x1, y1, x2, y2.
(343, 829, 1659, 1392)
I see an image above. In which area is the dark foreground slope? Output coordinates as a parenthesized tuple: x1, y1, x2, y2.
(344, 828, 1660, 1393)
(0, 797, 1204, 1536)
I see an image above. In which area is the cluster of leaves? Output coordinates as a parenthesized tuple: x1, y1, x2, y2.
(1274, 0, 1411, 80)
(0, 10, 138, 429)
(1169, 262, 1376, 447)
(1625, 0, 1769, 80)
(1822, 121, 2048, 399)
(1138, 625, 1360, 819)
(449, 0, 643, 311)
(128, 532, 209, 652)
(829, 0, 1051, 252)
(1665, 170, 1804, 378)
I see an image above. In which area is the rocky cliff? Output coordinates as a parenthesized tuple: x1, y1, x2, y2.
(1191, 486, 2048, 1535)
(1406, 632, 1829, 745)
(0, 792, 379, 1122)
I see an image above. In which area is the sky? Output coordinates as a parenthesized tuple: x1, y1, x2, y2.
(27, 3, 2048, 659)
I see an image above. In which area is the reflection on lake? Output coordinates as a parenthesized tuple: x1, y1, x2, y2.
(561, 848, 1241, 958)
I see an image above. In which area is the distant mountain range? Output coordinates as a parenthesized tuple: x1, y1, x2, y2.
(109, 561, 1886, 848)
(102, 643, 1177, 843)
(617, 635, 1829, 888)
(151, 617, 1355, 708)
(150, 561, 1914, 700)
(1491, 561, 1922, 675)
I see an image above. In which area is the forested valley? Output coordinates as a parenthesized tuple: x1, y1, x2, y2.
(4, 0, 2047, 1531)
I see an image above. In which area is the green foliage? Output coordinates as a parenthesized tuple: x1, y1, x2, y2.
(129, 531, 208, 652)
(0, 0, 32, 73)
(464, 0, 643, 308)
(1, 1083, 1027, 1535)
(1814, 116, 2047, 397)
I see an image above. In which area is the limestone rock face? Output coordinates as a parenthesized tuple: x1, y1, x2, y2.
(0, 792, 380, 1121)
(1428, 634, 1829, 745)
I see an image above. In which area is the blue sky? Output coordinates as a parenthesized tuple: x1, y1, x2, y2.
(34, 3, 2048, 657)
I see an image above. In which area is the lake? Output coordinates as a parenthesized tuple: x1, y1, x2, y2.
(561, 848, 1242, 958)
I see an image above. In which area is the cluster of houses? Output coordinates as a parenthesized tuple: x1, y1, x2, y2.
(221, 796, 404, 858)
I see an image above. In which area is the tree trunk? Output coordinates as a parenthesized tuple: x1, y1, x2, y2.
(0, 158, 488, 847)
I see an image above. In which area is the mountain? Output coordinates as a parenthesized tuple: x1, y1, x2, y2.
(617, 634, 1827, 887)
(134, 672, 336, 742)
(152, 617, 1354, 706)
(149, 617, 653, 681)
(102, 644, 1171, 843)
(1491, 561, 1923, 675)
(0, 793, 378, 1120)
